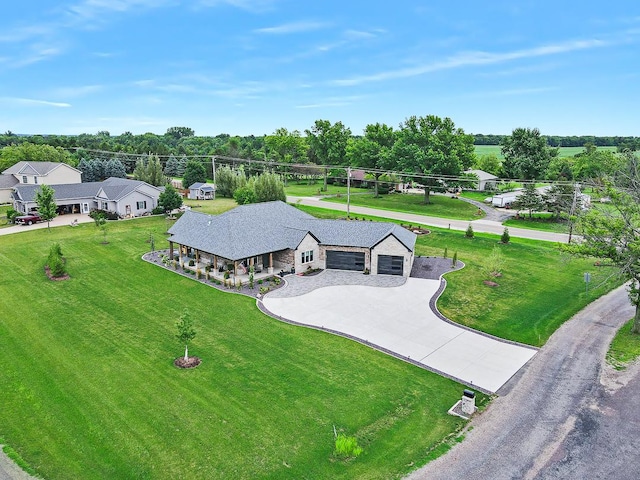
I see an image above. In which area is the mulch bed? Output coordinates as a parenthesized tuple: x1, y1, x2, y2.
(410, 256, 462, 280)
(174, 356, 201, 369)
(44, 265, 70, 281)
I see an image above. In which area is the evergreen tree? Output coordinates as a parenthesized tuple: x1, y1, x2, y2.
(158, 184, 183, 212)
(104, 159, 126, 178)
(164, 154, 179, 176)
(182, 160, 207, 189)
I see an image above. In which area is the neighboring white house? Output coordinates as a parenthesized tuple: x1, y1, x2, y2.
(465, 169, 498, 191)
(490, 189, 522, 207)
(2, 161, 82, 185)
(12, 177, 162, 217)
(167, 201, 417, 276)
(187, 182, 216, 200)
(0, 161, 82, 204)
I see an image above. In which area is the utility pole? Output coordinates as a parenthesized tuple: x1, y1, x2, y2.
(347, 166, 351, 218)
(211, 156, 216, 200)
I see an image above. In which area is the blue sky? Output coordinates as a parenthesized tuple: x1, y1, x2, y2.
(1, 1, 639, 137)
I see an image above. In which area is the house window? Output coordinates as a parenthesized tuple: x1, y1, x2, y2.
(34, 177, 38, 184)
(301, 250, 314, 264)
(22, 176, 27, 183)
(136, 201, 147, 210)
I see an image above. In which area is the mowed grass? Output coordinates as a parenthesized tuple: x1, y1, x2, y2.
(607, 319, 640, 369)
(503, 214, 571, 234)
(474, 145, 617, 159)
(0, 218, 470, 480)
(285, 181, 371, 197)
(320, 192, 482, 221)
(295, 205, 622, 346)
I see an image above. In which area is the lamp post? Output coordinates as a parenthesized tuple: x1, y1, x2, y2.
(347, 166, 351, 218)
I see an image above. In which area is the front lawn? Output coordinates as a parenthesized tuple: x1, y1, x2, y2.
(285, 181, 370, 197)
(321, 192, 483, 221)
(503, 214, 571, 234)
(0, 218, 472, 480)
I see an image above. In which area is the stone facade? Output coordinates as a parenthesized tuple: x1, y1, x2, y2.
(370, 235, 414, 276)
(294, 233, 322, 272)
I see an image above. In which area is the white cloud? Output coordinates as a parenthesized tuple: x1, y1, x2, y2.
(50, 85, 104, 98)
(0, 97, 71, 108)
(331, 37, 614, 87)
(254, 21, 331, 35)
(197, 0, 276, 12)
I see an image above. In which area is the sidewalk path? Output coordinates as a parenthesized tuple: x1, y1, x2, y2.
(287, 196, 571, 243)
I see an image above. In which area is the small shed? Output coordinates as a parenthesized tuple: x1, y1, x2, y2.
(188, 182, 216, 200)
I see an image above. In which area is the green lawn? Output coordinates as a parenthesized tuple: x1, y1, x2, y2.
(320, 192, 483, 221)
(285, 181, 370, 197)
(0, 218, 475, 480)
(607, 319, 640, 369)
(295, 205, 621, 346)
(474, 145, 617, 159)
(503, 214, 571, 234)
(182, 197, 238, 215)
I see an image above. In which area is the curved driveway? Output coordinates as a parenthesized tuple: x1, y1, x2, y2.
(406, 283, 635, 480)
(262, 271, 537, 393)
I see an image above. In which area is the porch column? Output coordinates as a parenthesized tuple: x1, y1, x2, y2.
(214, 255, 218, 274)
(169, 241, 174, 260)
(249, 257, 254, 269)
(196, 250, 200, 265)
(178, 246, 183, 267)
(268, 253, 274, 274)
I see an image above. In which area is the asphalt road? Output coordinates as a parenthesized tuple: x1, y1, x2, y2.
(406, 283, 636, 480)
(287, 195, 572, 243)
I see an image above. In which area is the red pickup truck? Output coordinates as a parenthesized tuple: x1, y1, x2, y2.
(15, 212, 43, 225)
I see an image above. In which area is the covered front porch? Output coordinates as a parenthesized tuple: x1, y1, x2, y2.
(168, 241, 295, 282)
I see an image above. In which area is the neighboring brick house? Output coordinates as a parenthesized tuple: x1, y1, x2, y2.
(167, 201, 416, 276)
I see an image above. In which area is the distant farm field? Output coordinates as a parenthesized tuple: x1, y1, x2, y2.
(474, 145, 617, 159)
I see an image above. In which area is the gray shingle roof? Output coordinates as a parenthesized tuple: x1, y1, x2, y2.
(168, 200, 416, 261)
(0, 175, 19, 189)
(13, 177, 158, 202)
(2, 161, 81, 176)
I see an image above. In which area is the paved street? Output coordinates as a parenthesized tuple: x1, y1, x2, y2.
(287, 195, 572, 243)
(406, 283, 636, 480)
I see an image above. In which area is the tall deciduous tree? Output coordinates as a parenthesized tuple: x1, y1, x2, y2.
(501, 127, 557, 180)
(393, 115, 475, 204)
(264, 128, 308, 164)
(35, 184, 57, 231)
(0, 142, 74, 172)
(254, 172, 286, 203)
(347, 123, 395, 197)
(215, 165, 247, 198)
(565, 154, 640, 332)
(305, 120, 351, 191)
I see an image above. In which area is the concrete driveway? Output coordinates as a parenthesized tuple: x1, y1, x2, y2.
(262, 272, 537, 393)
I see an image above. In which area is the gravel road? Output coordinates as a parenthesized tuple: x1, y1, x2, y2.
(406, 283, 636, 480)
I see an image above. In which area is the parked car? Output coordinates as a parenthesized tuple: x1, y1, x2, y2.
(15, 212, 42, 225)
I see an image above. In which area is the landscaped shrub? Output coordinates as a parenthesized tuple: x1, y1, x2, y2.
(334, 434, 363, 459)
(188, 259, 195, 266)
(259, 286, 269, 295)
(452, 251, 458, 268)
(443, 247, 448, 258)
(151, 206, 165, 215)
(465, 224, 474, 238)
(501, 227, 511, 244)
(224, 270, 230, 280)
(47, 242, 67, 278)
(6, 208, 19, 224)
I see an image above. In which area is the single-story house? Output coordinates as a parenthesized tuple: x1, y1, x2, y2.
(464, 169, 498, 191)
(167, 201, 416, 277)
(188, 182, 216, 200)
(12, 177, 162, 217)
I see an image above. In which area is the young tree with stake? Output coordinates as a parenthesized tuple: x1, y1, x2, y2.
(176, 309, 197, 361)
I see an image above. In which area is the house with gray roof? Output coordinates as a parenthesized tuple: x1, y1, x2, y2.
(12, 177, 161, 217)
(187, 182, 216, 200)
(167, 201, 416, 276)
(1, 161, 83, 204)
